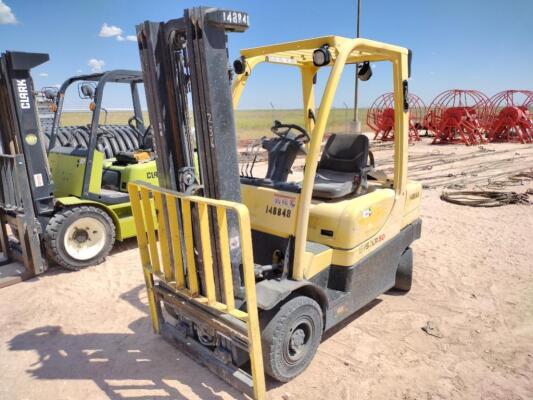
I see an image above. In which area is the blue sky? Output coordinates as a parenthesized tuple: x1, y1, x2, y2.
(1, 0, 531, 110)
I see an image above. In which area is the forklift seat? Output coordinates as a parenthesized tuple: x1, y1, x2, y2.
(313, 133, 373, 199)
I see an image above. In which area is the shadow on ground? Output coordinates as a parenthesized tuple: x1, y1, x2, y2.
(7, 282, 391, 398)
(8, 285, 246, 400)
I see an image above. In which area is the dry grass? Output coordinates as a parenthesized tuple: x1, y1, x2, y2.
(60, 109, 370, 140)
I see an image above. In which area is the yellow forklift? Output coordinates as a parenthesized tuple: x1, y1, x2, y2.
(129, 7, 421, 399)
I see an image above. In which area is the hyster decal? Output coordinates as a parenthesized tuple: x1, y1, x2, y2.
(359, 233, 386, 255)
(16, 79, 31, 109)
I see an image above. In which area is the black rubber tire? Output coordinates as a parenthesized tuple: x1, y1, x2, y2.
(261, 296, 323, 382)
(394, 247, 413, 292)
(44, 206, 115, 271)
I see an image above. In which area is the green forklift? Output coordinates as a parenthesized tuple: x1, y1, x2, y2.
(0, 51, 157, 287)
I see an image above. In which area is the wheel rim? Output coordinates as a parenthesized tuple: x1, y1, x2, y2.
(63, 217, 107, 261)
(283, 316, 314, 365)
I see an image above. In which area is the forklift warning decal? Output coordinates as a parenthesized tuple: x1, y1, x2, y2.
(16, 79, 31, 109)
(33, 173, 44, 188)
(273, 194, 296, 209)
(267, 194, 296, 219)
(25, 134, 38, 145)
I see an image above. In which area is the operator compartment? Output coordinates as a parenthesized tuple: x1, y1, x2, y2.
(240, 123, 396, 252)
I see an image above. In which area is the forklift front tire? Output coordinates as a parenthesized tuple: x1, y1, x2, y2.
(261, 296, 323, 382)
(393, 247, 413, 292)
(45, 206, 115, 271)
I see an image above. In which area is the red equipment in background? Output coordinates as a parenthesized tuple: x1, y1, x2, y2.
(424, 89, 488, 146)
(484, 90, 533, 144)
(367, 92, 425, 142)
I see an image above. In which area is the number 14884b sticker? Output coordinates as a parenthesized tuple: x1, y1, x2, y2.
(265, 205, 291, 218)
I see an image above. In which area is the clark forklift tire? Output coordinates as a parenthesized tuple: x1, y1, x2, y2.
(44, 206, 116, 271)
(261, 296, 323, 382)
(394, 247, 413, 292)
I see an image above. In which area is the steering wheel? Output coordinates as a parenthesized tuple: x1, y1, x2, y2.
(142, 125, 153, 149)
(128, 115, 144, 132)
(128, 116, 152, 149)
(270, 120, 310, 143)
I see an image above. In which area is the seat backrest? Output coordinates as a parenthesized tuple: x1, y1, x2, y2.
(262, 137, 302, 182)
(318, 133, 369, 173)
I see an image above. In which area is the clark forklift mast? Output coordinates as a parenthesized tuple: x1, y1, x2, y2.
(129, 7, 422, 400)
(0, 51, 54, 287)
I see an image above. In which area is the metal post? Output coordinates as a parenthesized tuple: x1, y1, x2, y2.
(343, 101, 349, 133)
(353, 0, 362, 133)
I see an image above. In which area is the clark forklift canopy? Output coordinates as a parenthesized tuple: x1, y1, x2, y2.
(48, 69, 145, 153)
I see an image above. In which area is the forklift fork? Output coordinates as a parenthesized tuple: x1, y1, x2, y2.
(129, 182, 266, 399)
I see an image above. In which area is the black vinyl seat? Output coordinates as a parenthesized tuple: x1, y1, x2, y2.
(313, 133, 373, 199)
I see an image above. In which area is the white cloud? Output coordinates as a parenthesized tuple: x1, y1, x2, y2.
(88, 58, 105, 73)
(99, 23, 136, 42)
(76, 69, 83, 73)
(38, 72, 49, 77)
(0, 1, 17, 24)
(99, 23, 123, 38)
(116, 34, 136, 42)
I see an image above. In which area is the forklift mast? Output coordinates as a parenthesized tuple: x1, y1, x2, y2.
(0, 51, 55, 286)
(0, 51, 55, 217)
(137, 7, 249, 298)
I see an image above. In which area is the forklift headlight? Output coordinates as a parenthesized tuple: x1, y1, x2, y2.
(233, 57, 246, 74)
(357, 61, 373, 81)
(312, 45, 331, 67)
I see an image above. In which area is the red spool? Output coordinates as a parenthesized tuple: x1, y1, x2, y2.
(484, 90, 532, 144)
(424, 89, 489, 146)
(367, 92, 425, 142)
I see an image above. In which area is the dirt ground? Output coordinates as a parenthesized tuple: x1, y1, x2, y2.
(1, 138, 532, 400)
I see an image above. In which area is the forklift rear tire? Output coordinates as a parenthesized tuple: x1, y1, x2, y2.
(261, 296, 323, 382)
(44, 206, 115, 271)
(393, 247, 413, 292)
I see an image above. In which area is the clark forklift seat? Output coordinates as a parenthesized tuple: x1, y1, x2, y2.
(312, 133, 373, 199)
